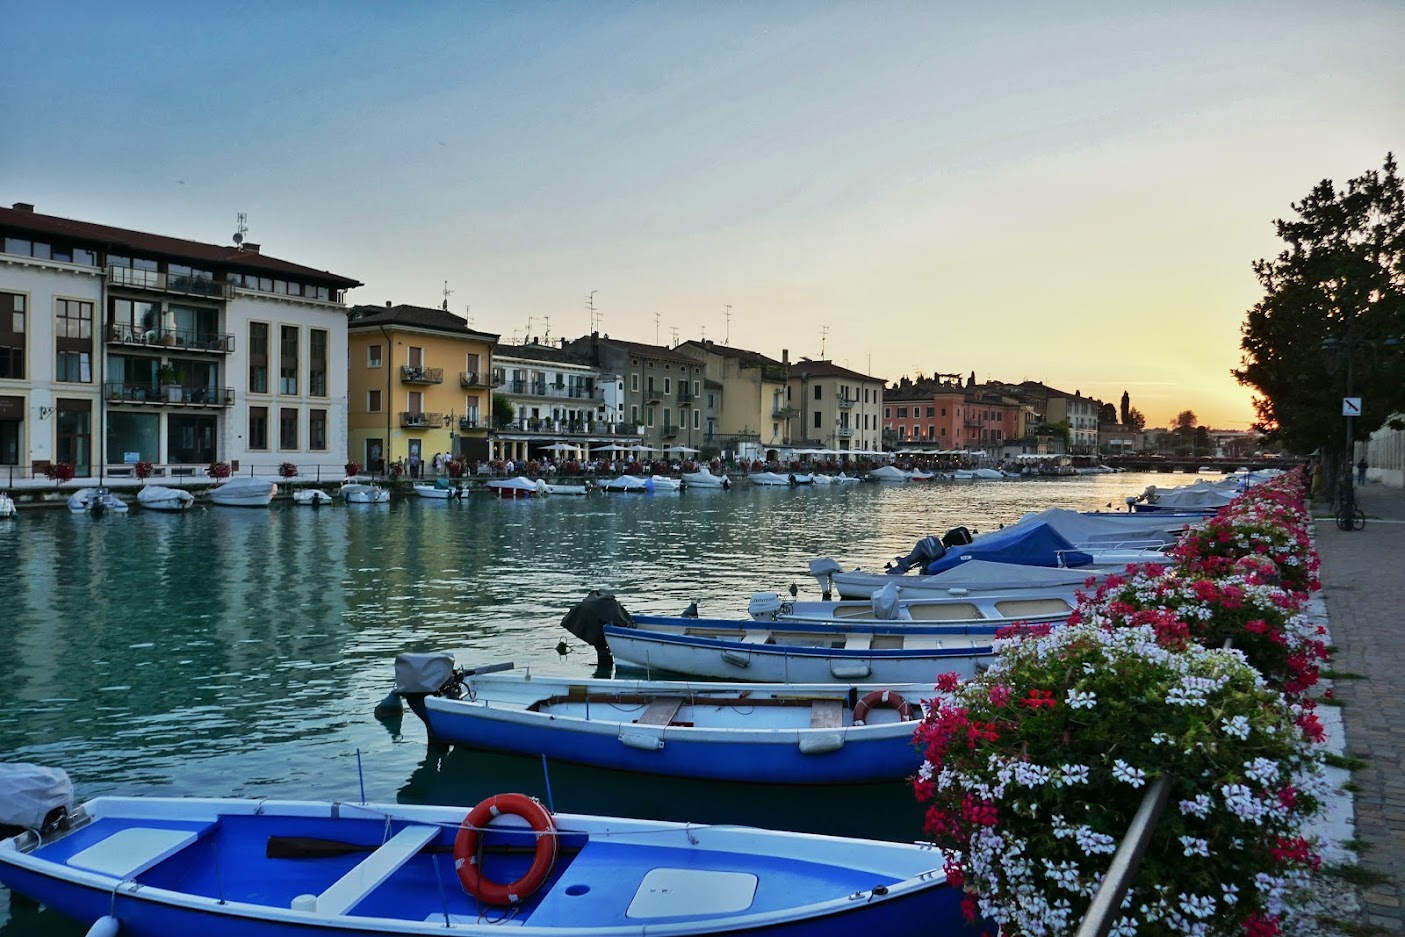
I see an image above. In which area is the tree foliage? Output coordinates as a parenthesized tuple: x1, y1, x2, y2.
(1234, 154, 1405, 457)
(1098, 402, 1118, 425)
(1120, 390, 1131, 426)
(1126, 406, 1147, 433)
(1173, 409, 1198, 433)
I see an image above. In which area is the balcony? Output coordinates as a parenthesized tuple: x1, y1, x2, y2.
(460, 371, 486, 387)
(108, 266, 233, 301)
(772, 406, 799, 419)
(400, 411, 445, 428)
(645, 388, 662, 404)
(836, 427, 854, 439)
(677, 389, 695, 406)
(107, 322, 235, 353)
(661, 425, 679, 439)
(400, 366, 443, 384)
(458, 416, 483, 431)
(836, 396, 855, 410)
(500, 379, 596, 400)
(104, 381, 234, 407)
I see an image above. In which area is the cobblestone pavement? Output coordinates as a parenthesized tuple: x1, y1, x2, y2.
(1313, 481, 1405, 934)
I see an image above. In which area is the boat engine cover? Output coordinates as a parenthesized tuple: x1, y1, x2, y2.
(394, 652, 456, 694)
(560, 590, 634, 650)
(0, 763, 73, 831)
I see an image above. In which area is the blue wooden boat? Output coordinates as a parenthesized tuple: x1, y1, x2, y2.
(397, 659, 930, 785)
(0, 790, 964, 937)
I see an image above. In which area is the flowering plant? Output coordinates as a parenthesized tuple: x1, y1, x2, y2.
(206, 461, 232, 479)
(344, 461, 361, 478)
(44, 461, 75, 484)
(914, 622, 1327, 937)
(279, 461, 299, 479)
(133, 461, 155, 480)
(1168, 475, 1318, 596)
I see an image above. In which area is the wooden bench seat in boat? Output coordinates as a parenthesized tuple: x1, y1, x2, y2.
(312, 824, 439, 915)
(809, 698, 843, 729)
(636, 697, 684, 726)
(65, 827, 201, 879)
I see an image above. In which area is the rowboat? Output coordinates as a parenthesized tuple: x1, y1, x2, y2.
(745, 579, 1078, 625)
(0, 788, 964, 937)
(541, 481, 592, 495)
(292, 489, 334, 506)
(601, 615, 1000, 683)
(395, 659, 931, 785)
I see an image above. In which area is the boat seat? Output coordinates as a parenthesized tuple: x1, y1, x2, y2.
(906, 602, 982, 621)
(636, 697, 684, 726)
(66, 827, 200, 879)
(993, 598, 1072, 617)
(843, 633, 873, 652)
(740, 631, 771, 644)
(312, 825, 439, 916)
(809, 699, 843, 729)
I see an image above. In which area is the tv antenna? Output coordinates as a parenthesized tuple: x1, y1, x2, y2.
(654, 312, 661, 345)
(464, 305, 473, 328)
(586, 291, 599, 332)
(441, 281, 453, 311)
(724, 305, 732, 344)
(819, 325, 829, 358)
(232, 212, 248, 247)
(542, 316, 551, 345)
(670, 326, 679, 347)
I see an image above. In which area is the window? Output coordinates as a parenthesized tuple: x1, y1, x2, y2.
(55, 299, 93, 382)
(664, 378, 671, 395)
(249, 322, 269, 393)
(813, 411, 822, 429)
(249, 406, 269, 450)
(408, 346, 423, 368)
(279, 325, 298, 394)
(631, 373, 639, 392)
(813, 384, 821, 400)
(630, 405, 638, 424)
(309, 409, 327, 450)
(692, 409, 699, 430)
(368, 389, 382, 412)
(309, 329, 328, 397)
(368, 343, 382, 367)
(0, 292, 24, 379)
(926, 406, 935, 417)
(279, 407, 298, 450)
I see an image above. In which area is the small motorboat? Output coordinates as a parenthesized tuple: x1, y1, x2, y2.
(292, 489, 335, 506)
(66, 487, 129, 515)
(748, 471, 794, 486)
(0, 780, 964, 937)
(598, 475, 650, 493)
(865, 465, 912, 482)
(680, 470, 729, 489)
(340, 482, 390, 504)
(395, 658, 931, 784)
(648, 475, 682, 491)
(412, 480, 466, 500)
(209, 477, 277, 507)
(485, 477, 542, 499)
(540, 481, 592, 496)
(0, 492, 16, 518)
(137, 485, 195, 512)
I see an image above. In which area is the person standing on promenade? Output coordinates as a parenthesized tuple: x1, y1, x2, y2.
(1357, 457, 1368, 484)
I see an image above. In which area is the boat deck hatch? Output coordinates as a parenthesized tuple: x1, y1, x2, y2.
(626, 868, 757, 918)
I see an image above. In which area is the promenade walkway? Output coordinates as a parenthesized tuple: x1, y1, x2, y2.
(1315, 481, 1405, 932)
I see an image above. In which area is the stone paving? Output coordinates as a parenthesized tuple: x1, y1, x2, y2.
(1314, 481, 1405, 933)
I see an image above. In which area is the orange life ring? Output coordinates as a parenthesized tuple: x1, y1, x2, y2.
(852, 689, 914, 725)
(454, 793, 558, 906)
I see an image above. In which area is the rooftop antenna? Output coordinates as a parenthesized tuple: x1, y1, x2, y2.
(441, 281, 453, 311)
(654, 312, 661, 345)
(525, 316, 538, 343)
(724, 305, 732, 344)
(701, 325, 707, 343)
(543, 316, 551, 345)
(670, 326, 679, 347)
(819, 325, 829, 359)
(464, 305, 473, 328)
(586, 291, 598, 332)
(232, 212, 248, 248)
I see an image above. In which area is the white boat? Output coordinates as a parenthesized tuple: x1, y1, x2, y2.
(292, 489, 334, 506)
(748, 471, 795, 486)
(866, 465, 911, 482)
(486, 476, 543, 498)
(832, 472, 861, 485)
(744, 579, 1078, 626)
(66, 487, 129, 514)
(412, 481, 466, 500)
(0, 783, 964, 937)
(907, 470, 936, 482)
(810, 557, 1115, 602)
(680, 470, 729, 489)
(598, 475, 650, 492)
(340, 482, 390, 504)
(209, 477, 277, 507)
(648, 475, 682, 491)
(541, 481, 593, 496)
(397, 659, 931, 784)
(0, 492, 16, 518)
(137, 485, 195, 512)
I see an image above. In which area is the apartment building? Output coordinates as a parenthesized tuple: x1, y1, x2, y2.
(561, 333, 704, 452)
(0, 203, 360, 478)
(675, 340, 790, 452)
(787, 359, 885, 453)
(491, 338, 631, 463)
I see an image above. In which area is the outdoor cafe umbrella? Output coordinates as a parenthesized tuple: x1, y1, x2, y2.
(591, 444, 628, 452)
(664, 446, 700, 454)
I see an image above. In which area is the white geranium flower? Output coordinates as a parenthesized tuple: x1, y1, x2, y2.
(1112, 759, 1147, 788)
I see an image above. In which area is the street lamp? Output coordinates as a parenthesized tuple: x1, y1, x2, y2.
(1321, 333, 1401, 531)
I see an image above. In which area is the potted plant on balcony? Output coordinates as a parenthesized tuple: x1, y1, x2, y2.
(157, 363, 182, 402)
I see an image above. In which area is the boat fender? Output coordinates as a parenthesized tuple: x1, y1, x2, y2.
(852, 689, 914, 725)
(618, 730, 665, 751)
(454, 793, 558, 906)
(829, 661, 871, 680)
(798, 731, 844, 755)
(720, 650, 750, 668)
(85, 916, 120, 937)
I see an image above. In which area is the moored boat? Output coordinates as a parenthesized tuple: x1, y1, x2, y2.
(540, 481, 592, 495)
(340, 482, 390, 504)
(66, 487, 129, 514)
(748, 471, 795, 486)
(412, 480, 466, 499)
(744, 579, 1078, 626)
(292, 489, 335, 506)
(395, 659, 931, 784)
(0, 492, 17, 518)
(209, 477, 277, 507)
(486, 476, 543, 498)
(137, 485, 195, 512)
(0, 785, 964, 937)
(680, 470, 729, 489)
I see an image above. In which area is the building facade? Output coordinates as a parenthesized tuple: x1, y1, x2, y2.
(786, 359, 885, 453)
(0, 203, 359, 480)
(561, 334, 704, 453)
(347, 303, 498, 472)
(490, 339, 635, 463)
(675, 340, 791, 454)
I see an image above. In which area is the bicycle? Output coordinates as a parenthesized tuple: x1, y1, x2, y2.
(1335, 477, 1366, 531)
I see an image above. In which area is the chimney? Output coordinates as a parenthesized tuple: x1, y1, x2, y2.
(385, 301, 392, 308)
(242, 243, 260, 254)
(782, 349, 790, 366)
(12, 202, 34, 212)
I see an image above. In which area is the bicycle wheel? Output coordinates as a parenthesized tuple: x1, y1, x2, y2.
(1351, 506, 1366, 531)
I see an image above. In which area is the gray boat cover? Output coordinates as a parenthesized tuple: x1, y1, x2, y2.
(1015, 508, 1197, 545)
(0, 763, 73, 830)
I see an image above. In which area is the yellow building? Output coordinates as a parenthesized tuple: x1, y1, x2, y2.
(347, 303, 498, 474)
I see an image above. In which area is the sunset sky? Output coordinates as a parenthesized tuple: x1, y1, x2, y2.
(6, 2, 1403, 429)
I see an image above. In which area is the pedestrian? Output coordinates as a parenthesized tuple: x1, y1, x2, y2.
(409, 452, 421, 479)
(1357, 457, 1368, 485)
(433, 452, 444, 476)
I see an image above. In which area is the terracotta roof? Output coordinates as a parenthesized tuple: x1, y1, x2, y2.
(348, 304, 499, 341)
(598, 336, 700, 366)
(787, 359, 883, 383)
(0, 204, 361, 288)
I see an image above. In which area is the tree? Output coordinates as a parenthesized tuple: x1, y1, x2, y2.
(1120, 390, 1130, 427)
(1234, 154, 1405, 471)
(491, 393, 516, 429)
(1098, 402, 1118, 425)
(1173, 410, 1198, 433)
(1126, 407, 1147, 433)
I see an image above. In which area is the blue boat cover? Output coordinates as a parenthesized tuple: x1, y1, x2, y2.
(924, 522, 1093, 573)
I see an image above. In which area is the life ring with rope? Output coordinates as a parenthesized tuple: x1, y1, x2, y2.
(454, 793, 558, 905)
(852, 689, 915, 725)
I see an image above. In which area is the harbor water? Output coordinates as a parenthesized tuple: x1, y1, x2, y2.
(1, 471, 1176, 934)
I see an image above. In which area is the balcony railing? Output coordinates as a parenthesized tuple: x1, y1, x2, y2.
(772, 406, 799, 418)
(661, 426, 679, 439)
(836, 427, 854, 438)
(460, 371, 486, 387)
(400, 411, 444, 428)
(104, 381, 234, 407)
(108, 266, 233, 301)
(836, 396, 855, 410)
(400, 366, 444, 384)
(107, 322, 235, 353)
(677, 389, 695, 405)
(458, 416, 483, 431)
(499, 379, 597, 400)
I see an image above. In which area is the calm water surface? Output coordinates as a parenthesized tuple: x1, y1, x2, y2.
(0, 471, 1176, 933)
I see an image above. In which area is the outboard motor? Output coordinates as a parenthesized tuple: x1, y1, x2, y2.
(0, 763, 74, 841)
(559, 590, 634, 668)
(887, 536, 945, 574)
(941, 526, 974, 548)
(391, 652, 459, 727)
(808, 557, 843, 601)
(870, 582, 904, 620)
(747, 592, 783, 621)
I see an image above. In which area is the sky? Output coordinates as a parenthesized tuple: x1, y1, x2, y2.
(6, 2, 1403, 430)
